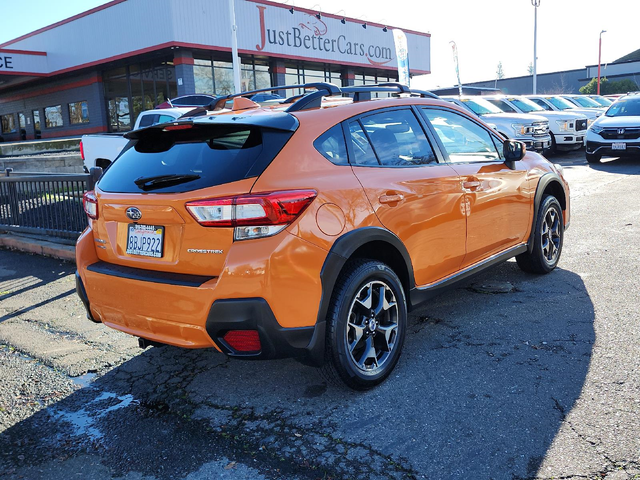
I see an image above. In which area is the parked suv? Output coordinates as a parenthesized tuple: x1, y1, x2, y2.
(76, 83, 570, 390)
(481, 95, 588, 152)
(526, 95, 602, 127)
(586, 93, 640, 163)
(441, 96, 552, 152)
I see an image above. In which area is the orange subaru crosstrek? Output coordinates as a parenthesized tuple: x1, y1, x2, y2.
(76, 83, 570, 389)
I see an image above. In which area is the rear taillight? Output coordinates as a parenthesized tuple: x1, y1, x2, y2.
(186, 190, 316, 240)
(79, 140, 85, 160)
(223, 330, 261, 352)
(83, 190, 98, 220)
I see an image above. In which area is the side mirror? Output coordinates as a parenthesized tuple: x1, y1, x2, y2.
(503, 140, 526, 168)
(88, 166, 103, 190)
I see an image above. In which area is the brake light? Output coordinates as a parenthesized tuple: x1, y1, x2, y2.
(163, 124, 193, 131)
(186, 190, 316, 240)
(79, 140, 85, 160)
(83, 190, 98, 220)
(223, 330, 261, 352)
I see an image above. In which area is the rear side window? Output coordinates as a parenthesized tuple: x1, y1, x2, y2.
(348, 122, 379, 166)
(98, 125, 293, 193)
(138, 114, 158, 128)
(360, 109, 437, 166)
(314, 125, 348, 165)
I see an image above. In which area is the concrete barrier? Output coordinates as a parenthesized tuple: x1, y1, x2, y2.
(0, 138, 81, 157)
(0, 153, 84, 174)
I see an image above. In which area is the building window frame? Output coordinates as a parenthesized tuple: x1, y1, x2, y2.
(44, 105, 64, 128)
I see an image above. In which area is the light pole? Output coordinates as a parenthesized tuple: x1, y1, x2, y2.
(450, 41, 462, 97)
(597, 30, 607, 95)
(532, 0, 540, 94)
(229, 0, 242, 94)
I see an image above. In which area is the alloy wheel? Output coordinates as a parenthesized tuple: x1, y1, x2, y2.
(541, 207, 561, 264)
(346, 280, 399, 372)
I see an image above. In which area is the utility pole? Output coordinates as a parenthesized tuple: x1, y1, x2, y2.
(229, 0, 242, 94)
(597, 30, 607, 95)
(450, 41, 462, 97)
(532, 0, 540, 94)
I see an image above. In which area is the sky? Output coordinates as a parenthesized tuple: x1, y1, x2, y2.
(0, 0, 637, 90)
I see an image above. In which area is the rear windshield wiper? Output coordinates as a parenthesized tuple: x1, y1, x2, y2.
(134, 174, 201, 191)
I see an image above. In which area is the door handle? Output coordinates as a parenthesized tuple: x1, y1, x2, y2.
(462, 181, 481, 191)
(379, 193, 404, 205)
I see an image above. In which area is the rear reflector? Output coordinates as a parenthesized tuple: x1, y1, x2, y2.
(223, 330, 261, 352)
(83, 190, 98, 220)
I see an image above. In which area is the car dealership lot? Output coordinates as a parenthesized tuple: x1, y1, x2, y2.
(0, 149, 639, 479)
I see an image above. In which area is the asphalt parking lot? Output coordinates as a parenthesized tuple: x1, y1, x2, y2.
(0, 149, 639, 479)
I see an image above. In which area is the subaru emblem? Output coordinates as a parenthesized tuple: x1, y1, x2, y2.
(617, 128, 625, 135)
(126, 207, 142, 221)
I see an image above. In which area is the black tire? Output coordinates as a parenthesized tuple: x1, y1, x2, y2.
(516, 195, 564, 274)
(549, 135, 558, 155)
(321, 260, 407, 390)
(586, 152, 601, 164)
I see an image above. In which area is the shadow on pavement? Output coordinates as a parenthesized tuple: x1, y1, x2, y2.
(0, 261, 594, 479)
(588, 156, 640, 174)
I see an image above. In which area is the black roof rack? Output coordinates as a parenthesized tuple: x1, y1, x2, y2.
(205, 82, 439, 113)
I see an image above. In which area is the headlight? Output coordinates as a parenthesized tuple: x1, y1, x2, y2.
(556, 120, 573, 132)
(590, 125, 604, 134)
(512, 124, 534, 136)
(587, 118, 595, 127)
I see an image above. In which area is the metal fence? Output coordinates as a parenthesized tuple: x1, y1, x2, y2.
(0, 169, 95, 241)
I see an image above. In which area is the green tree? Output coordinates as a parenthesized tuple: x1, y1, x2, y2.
(579, 77, 639, 94)
(496, 61, 505, 80)
(527, 62, 533, 75)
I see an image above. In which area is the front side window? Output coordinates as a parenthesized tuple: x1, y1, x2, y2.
(422, 108, 501, 164)
(314, 125, 348, 165)
(44, 105, 63, 128)
(69, 101, 89, 124)
(1, 114, 16, 133)
(359, 109, 437, 166)
(486, 99, 517, 113)
(530, 98, 552, 111)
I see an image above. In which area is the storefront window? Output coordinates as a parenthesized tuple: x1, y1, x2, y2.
(68, 101, 89, 124)
(44, 105, 63, 128)
(214, 60, 234, 95)
(32, 110, 41, 138)
(194, 58, 214, 95)
(1, 113, 16, 133)
(18, 113, 26, 129)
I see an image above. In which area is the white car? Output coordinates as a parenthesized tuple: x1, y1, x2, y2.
(442, 96, 552, 152)
(81, 107, 194, 172)
(586, 93, 640, 164)
(561, 95, 607, 114)
(482, 95, 588, 151)
(526, 95, 602, 128)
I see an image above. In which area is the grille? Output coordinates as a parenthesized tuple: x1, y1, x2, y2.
(532, 122, 549, 137)
(600, 128, 640, 140)
(575, 119, 588, 131)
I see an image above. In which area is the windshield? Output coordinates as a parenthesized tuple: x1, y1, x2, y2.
(590, 96, 613, 107)
(605, 98, 640, 117)
(509, 97, 544, 113)
(460, 98, 503, 115)
(546, 96, 575, 110)
(567, 96, 601, 108)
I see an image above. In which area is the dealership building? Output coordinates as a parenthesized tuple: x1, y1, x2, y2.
(0, 0, 431, 141)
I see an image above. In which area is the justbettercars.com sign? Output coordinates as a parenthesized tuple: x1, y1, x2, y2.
(237, 2, 430, 73)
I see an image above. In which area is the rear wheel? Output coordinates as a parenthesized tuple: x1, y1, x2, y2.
(516, 195, 564, 274)
(586, 152, 601, 164)
(321, 260, 407, 390)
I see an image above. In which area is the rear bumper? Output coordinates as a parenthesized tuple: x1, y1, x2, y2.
(75, 226, 327, 363)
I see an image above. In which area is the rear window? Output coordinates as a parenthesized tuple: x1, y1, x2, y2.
(98, 125, 293, 193)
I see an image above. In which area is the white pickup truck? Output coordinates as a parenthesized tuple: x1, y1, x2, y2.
(81, 107, 193, 172)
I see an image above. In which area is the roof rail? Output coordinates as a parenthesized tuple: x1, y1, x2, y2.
(204, 82, 439, 113)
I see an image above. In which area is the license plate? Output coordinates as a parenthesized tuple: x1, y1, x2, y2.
(612, 142, 626, 150)
(126, 224, 164, 258)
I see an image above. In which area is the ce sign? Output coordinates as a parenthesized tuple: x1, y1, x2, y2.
(0, 56, 13, 69)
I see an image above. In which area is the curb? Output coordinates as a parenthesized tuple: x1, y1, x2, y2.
(0, 234, 76, 263)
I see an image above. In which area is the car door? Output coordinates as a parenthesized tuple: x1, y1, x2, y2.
(345, 107, 467, 287)
(420, 107, 532, 268)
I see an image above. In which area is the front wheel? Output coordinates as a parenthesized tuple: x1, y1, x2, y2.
(586, 152, 601, 164)
(321, 260, 407, 390)
(517, 195, 564, 274)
